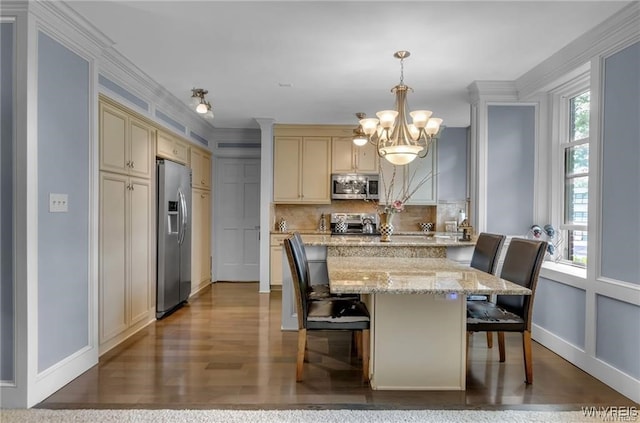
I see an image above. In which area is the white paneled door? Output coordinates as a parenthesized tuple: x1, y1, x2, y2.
(215, 158, 261, 281)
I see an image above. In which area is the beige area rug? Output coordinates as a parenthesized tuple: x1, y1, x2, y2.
(0, 409, 600, 422)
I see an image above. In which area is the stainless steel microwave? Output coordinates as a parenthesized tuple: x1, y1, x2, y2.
(331, 173, 379, 200)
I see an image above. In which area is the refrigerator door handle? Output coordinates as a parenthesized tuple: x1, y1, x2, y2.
(178, 190, 187, 245)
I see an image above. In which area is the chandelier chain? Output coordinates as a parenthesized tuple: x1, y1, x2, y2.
(399, 57, 405, 85)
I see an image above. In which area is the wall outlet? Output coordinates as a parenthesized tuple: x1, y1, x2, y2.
(49, 193, 69, 213)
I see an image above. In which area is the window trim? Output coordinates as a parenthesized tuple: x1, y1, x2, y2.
(549, 73, 591, 270)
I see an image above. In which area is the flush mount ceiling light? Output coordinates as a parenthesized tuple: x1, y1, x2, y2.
(359, 51, 444, 166)
(352, 113, 369, 146)
(190, 88, 214, 120)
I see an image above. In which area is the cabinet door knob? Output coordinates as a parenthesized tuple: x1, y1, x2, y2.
(201, 194, 205, 199)
(201, 179, 205, 184)
(130, 161, 135, 169)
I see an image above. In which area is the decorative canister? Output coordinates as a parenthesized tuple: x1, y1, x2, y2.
(318, 213, 327, 232)
(334, 218, 348, 233)
(278, 217, 288, 232)
(379, 212, 394, 242)
(419, 222, 434, 233)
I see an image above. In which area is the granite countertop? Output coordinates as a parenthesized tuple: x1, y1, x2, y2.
(327, 257, 531, 296)
(300, 234, 475, 247)
(270, 229, 328, 235)
(271, 230, 447, 236)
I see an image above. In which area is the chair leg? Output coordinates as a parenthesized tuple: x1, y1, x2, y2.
(523, 330, 533, 384)
(497, 332, 506, 362)
(361, 329, 370, 383)
(296, 329, 307, 382)
(486, 331, 493, 348)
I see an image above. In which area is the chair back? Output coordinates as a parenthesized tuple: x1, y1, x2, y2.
(470, 232, 506, 274)
(283, 237, 308, 329)
(496, 238, 547, 330)
(291, 232, 312, 295)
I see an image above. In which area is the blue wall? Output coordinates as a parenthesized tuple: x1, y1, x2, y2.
(600, 42, 640, 285)
(486, 106, 535, 234)
(533, 278, 586, 349)
(592, 41, 640, 382)
(437, 127, 468, 201)
(596, 295, 640, 379)
(0, 21, 15, 382)
(37, 32, 90, 372)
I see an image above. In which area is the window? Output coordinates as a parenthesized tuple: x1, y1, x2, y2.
(562, 91, 590, 266)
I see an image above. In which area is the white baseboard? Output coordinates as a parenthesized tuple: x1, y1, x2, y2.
(30, 344, 98, 408)
(533, 324, 640, 403)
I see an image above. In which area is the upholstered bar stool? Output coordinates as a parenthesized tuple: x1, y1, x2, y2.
(468, 233, 506, 348)
(284, 237, 370, 383)
(467, 237, 547, 384)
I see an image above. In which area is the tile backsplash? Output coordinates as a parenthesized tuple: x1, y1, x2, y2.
(436, 201, 468, 232)
(274, 201, 437, 232)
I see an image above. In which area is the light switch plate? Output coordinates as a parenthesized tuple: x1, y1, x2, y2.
(49, 193, 69, 213)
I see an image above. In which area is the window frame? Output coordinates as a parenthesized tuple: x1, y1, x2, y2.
(550, 74, 591, 269)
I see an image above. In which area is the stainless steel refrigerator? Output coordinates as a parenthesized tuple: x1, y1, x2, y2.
(156, 159, 192, 319)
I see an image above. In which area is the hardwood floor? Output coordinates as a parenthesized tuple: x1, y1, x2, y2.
(39, 282, 636, 410)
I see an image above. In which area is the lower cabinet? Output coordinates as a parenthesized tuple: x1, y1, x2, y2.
(270, 234, 289, 286)
(191, 188, 211, 294)
(99, 172, 154, 354)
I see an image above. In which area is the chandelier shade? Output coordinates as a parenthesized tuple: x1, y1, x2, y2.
(357, 51, 444, 165)
(351, 112, 370, 146)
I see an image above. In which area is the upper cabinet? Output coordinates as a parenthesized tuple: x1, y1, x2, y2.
(157, 130, 188, 165)
(190, 147, 212, 190)
(331, 137, 379, 173)
(379, 144, 437, 205)
(100, 101, 154, 179)
(274, 124, 360, 204)
(273, 136, 331, 204)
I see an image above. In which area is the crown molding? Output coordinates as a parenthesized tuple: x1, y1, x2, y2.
(517, 2, 640, 97)
(467, 81, 518, 104)
(28, 0, 114, 58)
(16, 1, 217, 149)
(97, 45, 216, 147)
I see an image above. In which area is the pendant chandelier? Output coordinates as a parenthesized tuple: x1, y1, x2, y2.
(358, 51, 444, 165)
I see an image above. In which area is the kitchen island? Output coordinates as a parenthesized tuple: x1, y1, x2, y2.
(279, 233, 530, 390)
(327, 256, 530, 390)
(280, 234, 476, 331)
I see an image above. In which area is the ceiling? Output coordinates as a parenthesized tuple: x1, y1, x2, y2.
(67, 1, 630, 129)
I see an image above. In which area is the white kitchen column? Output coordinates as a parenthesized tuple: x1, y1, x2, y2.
(255, 118, 274, 293)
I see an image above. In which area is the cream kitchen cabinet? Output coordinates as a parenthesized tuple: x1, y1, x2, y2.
(99, 100, 154, 179)
(270, 233, 289, 286)
(379, 144, 437, 205)
(273, 136, 331, 204)
(331, 137, 379, 173)
(157, 130, 188, 165)
(191, 188, 212, 294)
(99, 172, 154, 354)
(190, 147, 212, 190)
